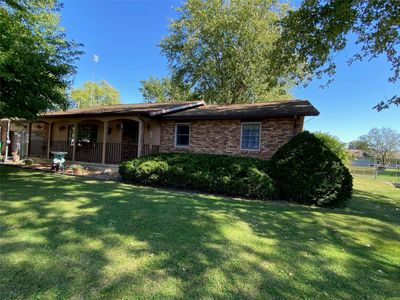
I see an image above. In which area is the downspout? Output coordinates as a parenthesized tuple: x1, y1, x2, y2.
(5, 119, 10, 161)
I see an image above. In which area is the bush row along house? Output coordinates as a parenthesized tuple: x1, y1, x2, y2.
(0, 100, 319, 164)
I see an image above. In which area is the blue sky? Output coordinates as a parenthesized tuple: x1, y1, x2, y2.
(60, 0, 399, 143)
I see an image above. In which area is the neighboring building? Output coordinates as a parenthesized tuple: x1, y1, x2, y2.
(347, 149, 366, 160)
(0, 100, 319, 164)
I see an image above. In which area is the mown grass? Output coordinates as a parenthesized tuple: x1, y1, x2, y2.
(0, 165, 399, 299)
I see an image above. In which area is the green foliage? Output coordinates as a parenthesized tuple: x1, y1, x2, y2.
(24, 159, 34, 165)
(314, 132, 350, 165)
(276, 0, 399, 110)
(268, 131, 353, 207)
(70, 164, 84, 173)
(119, 153, 276, 200)
(0, 0, 82, 119)
(70, 80, 121, 108)
(142, 0, 298, 104)
(139, 76, 194, 103)
(348, 139, 370, 152)
(360, 128, 400, 166)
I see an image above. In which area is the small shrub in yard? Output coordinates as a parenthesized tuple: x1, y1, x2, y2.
(24, 159, 34, 165)
(268, 131, 353, 207)
(119, 153, 277, 200)
(70, 164, 84, 174)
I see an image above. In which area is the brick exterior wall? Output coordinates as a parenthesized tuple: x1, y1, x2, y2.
(159, 117, 304, 160)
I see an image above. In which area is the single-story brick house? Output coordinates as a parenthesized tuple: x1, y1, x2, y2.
(0, 100, 319, 164)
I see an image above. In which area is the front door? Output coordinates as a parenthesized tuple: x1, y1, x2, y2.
(121, 121, 139, 161)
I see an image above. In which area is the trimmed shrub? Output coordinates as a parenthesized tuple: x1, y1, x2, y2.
(24, 159, 34, 165)
(119, 153, 277, 200)
(314, 131, 350, 165)
(268, 131, 353, 207)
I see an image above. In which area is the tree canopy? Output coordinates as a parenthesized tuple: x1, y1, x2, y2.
(141, 0, 298, 104)
(0, 0, 82, 120)
(276, 0, 400, 110)
(70, 80, 121, 108)
(139, 76, 193, 103)
(348, 139, 370, 152)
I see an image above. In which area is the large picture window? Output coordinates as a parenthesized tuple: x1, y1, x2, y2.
(175, 123, 190, 147)
(241, 123, 261, 150)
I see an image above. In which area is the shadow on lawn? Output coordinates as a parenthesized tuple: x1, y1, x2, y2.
(0, 166, 399, 299)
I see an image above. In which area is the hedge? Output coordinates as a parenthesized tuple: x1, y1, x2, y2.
(119, 153, 277, 200)
(268, 131, 353, 207)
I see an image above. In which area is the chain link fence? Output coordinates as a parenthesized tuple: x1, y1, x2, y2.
(349, 164, 400, 183)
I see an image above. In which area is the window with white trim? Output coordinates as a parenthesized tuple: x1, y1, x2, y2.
(175, 123, 190, 147)
(241, 123, 260, 150)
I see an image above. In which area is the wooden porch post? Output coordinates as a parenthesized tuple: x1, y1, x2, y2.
(72, 122, 78, 162)
(47, 122, 52, 159)
(101, 120, 108, 164)
(137, 119, 144, 158)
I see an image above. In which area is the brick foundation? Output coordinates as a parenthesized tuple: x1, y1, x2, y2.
(160, 117, 304, 160)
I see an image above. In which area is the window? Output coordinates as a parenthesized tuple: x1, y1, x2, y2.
(175, 123, 190, 147)
(241, 123, 260, 150)
(77, 124, 98, 144)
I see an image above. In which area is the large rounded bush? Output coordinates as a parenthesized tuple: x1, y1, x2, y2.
(268, 131, 352, 207)
(314, 131, 350, 165)
(119, 153, 277, 200)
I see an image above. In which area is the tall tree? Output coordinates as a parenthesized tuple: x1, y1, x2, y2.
(348, 139, 370, 152)
(141, 0, 298, 104)
(70, 80, 121, 108)
(139, 76, 193, 103)
(0, 0, 82, 119)
(276, 0, 400, 110)
(360, 128, 400, 166)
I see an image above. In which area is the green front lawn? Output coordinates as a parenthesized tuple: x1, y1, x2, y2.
(0, 165, 399, 299)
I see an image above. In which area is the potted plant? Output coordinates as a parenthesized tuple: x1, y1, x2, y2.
(70, 164, 84, 175)
(11, 150, 20, 162)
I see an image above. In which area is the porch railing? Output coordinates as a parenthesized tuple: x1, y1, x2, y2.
(75, 142, 103, 163)
(29, 140, 48, 157)
(31, 141, 160, 164)
(105, 143, 138, 164)
(142, 144, 160, 157)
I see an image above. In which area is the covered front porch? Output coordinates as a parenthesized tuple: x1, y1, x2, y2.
(28, 116, 160, 164)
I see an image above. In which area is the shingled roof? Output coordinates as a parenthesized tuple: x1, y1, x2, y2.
(41, 101, 205, 118)
(40, 99, 319, 120)
(160, 100, 319, 120)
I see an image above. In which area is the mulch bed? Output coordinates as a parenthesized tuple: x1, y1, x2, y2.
(0, 161, 120, 181)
